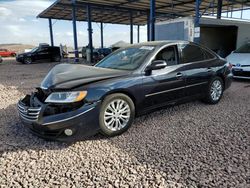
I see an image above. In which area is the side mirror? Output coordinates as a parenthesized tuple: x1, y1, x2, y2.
(145, 60, 167, 72)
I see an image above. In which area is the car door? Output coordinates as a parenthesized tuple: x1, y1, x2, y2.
(178, 43, 215, 97)
(36, 47, 50, 61)
(141, 45, 186, 110)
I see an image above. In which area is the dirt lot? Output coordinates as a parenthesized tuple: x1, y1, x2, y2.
(0, 59, 249, 187)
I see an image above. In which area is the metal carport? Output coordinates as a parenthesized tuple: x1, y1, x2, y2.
(37, 0, 250, 62)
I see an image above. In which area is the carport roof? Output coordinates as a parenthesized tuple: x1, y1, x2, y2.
(38, 0, 250, 25)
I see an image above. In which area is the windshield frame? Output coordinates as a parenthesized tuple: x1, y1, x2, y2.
(30, 47, 39, 53)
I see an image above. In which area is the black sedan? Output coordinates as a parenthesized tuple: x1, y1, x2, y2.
(17, 41, 232, 141)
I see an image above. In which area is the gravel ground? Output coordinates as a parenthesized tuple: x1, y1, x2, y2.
(0, 60, 249, 187)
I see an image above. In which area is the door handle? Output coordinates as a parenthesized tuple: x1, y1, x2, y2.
(176, 72, 183, 78)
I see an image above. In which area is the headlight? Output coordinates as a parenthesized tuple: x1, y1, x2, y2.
(45, 91, 87, 103)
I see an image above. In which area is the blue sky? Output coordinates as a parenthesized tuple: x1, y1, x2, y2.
(0, 0, 249, 48)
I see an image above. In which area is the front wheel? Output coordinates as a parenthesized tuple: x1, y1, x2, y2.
(99, 93, 135, 137)
(23, 57, 32, 64)
(203, 77, 224, 104)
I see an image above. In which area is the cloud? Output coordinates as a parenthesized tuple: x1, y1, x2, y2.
(19, 18, 26, 22)
(0, 7, 11, 17)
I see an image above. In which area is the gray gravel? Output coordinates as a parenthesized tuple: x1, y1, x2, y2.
(0, 60, 249, 187)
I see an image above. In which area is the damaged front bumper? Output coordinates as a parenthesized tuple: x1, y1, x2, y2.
(17, 94, 101, 141)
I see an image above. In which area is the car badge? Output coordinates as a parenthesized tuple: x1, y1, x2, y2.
(23, 108, 28, 114)
(236, 63, 241, 67)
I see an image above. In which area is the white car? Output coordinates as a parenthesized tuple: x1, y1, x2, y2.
(226, 43, 250, 79)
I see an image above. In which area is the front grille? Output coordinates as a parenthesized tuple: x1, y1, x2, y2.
(30, 126, 62, 137)
(18, 102, 41, 122)
(232, 70, 250, 77)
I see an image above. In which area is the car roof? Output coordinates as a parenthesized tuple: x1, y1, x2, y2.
(126, 40, 189, 48)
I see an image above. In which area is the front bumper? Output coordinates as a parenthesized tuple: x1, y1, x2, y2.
(17, 95, 101, 142)
(232, 67, 250, 79)
(16, 56, 24, 62)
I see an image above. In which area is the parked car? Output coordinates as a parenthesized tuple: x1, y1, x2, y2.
(97, 48, 112, 57)
(16, 46, 61, 64)
(226, 42, 250, 79)
(17, 41, 232, 141)
(92, 50, 104, 63)
(0, 49, 16, 57)
(0, 56, 3, 63)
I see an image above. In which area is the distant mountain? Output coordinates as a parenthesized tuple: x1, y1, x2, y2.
(0, 44, 35, 53)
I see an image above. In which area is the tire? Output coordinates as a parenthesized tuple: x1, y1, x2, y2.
(12, 53, 16, 57)
(203, 76, 224, 104)
(99, 93, 135, 137)
(23, 57, 32, 64)
(52, 55, 61, 62)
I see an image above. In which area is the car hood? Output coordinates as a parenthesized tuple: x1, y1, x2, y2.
(226, 53, 250, 66)
(18, 52, 32, 56)
(40, 63, 130, 89)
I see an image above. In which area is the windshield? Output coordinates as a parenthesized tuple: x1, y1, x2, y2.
(234, 43, 250, 53)
(30, 47, 38, 53)
(95, 47, 154, 70)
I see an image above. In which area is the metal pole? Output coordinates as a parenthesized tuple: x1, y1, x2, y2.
(217, 0, 223, 19)
(48, 18, 54, 47)
(72, 0, 79, 62)
(87, 4, 93, 63)
(100, 22, 104, 48)
(137, 25, 140, 43)
(194, 0, 201, 43)
(150, 0, 155, 41)
(147, 13, 150, 41)
(130, 12, 133, 44)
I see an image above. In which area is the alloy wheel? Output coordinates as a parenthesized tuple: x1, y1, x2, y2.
(24, 57, 32, 64)
(104, 99, 131, 131)
(210, 80, 222, 101)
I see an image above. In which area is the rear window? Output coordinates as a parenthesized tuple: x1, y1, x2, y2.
(234, 43, 250, 53)
(180, 44, 215, 64)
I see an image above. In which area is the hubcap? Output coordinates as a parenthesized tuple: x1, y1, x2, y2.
(104, 99, 131, 131)
(25, 58, 32, 64)
(210, 80, 222, 101)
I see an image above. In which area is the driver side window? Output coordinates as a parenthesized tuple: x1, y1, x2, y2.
(155, 46, 177, 66)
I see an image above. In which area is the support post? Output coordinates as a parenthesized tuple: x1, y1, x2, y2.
(137, 25, 140, 43)
(150, 0, 155, 41)
(217, 0, 223, 19)
(147, 13, 150, 41)
(194, 0, 201, 43)
(72, 0, 79, 62)
(100, 22, 104, 48)
(130, 12, 133, 44)
(87, 4, 93, 63)
(48, 18, 54, 47)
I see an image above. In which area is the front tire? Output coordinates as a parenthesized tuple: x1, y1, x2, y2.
(23, 57, 32, 64)
(99, 93, 135, 137)
(203, 77, 224, 104)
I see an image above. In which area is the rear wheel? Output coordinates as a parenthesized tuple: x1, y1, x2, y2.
(99, 93, 135, 137)
(52, 55, 61, 62)
(23, 57, 32, 64)
(12, 53, 16, 57)
(203, 77, 224, 104)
